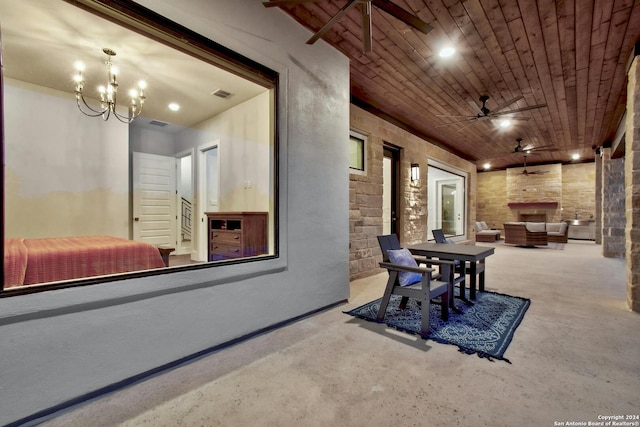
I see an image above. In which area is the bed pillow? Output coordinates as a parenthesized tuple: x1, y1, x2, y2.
(386, 248, 422, 287)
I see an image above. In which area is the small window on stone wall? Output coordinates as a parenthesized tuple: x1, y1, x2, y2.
(349, 130, 366, 174)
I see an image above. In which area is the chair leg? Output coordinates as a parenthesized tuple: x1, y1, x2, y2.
(440, 291, 449, 321)
(376, 271, 397, 322)
(398, 296, 409, 309)
(420, 293, 431, 338)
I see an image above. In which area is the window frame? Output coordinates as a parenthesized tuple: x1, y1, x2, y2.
(349, 129, 367, 175)
(0, 0, 282, 296)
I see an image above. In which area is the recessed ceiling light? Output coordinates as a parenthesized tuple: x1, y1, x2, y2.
(571, 153, 580, 160)
(168, 103, 180, 111)
(439, 46, 455, 58)
(499, 119, 511, 128)
(483, 163, 491, 170)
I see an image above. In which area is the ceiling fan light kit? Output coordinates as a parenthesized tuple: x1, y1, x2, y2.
(263, 0, 433, 53)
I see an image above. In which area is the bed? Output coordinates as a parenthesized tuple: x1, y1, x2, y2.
(3, 236, 170, 289)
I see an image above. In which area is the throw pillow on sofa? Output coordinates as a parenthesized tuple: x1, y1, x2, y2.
(526, 222, 546, 232)
(476, 221, 489, 232)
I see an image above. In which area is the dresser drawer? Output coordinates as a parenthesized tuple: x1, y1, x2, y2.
(210, 244, 242, 260)
(211, 230, 242, 245)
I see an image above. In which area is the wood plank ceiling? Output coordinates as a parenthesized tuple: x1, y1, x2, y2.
(267, 0, 640, 171)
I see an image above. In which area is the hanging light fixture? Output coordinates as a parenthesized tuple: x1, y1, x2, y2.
(73, 48, 146, 123)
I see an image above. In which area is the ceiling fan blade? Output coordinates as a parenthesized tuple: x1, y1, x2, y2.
(435, 114, 477, 118)
(528, 144, 554, 150)
(372, 0, 433, 34)
(490, 104, 547, 116)
(361, 2, 372, 53)
(263, 0, 321, 7)
(488, 116, 530, 121)
(491, 96, 523, 114)
(434, 117, 478, 128)
(307, 0, 360, 45)
(455, 119, 482, 133)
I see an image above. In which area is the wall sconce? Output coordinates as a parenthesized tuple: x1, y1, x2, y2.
(411, 163, 420, 181)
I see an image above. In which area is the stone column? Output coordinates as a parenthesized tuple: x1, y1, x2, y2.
(626, 54, 640, 312)
(601, 147, 625, 258)
(595, 153, 602, 244)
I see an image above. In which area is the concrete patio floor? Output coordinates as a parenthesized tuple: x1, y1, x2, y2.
(41, 240, 640, 427)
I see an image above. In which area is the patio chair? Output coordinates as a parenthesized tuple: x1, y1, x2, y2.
(377, 235, 453, 337)
(432, 229, 486, 300)
(431, 229, 468, 299)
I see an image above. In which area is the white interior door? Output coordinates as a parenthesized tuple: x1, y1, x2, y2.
(196, 141, 220, 262)
(133, 152, 177, 249)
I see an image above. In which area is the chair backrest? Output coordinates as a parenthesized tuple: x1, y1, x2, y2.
(432, 229, 447, 244)
(377, 234, 401, 262)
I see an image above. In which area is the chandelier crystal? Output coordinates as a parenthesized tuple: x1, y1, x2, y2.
(74, 48, 146, 123)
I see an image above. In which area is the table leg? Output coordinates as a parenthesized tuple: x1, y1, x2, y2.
(479, 259, 486, 292)
(456, 261, 473, 306)
(469, 262, 477, 300)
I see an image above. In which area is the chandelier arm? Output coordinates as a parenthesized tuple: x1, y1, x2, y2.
(76, 95, 109, 117)
(112, 109, 134, 124)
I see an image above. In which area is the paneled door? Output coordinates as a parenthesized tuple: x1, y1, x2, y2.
(132, 152, 177, 248)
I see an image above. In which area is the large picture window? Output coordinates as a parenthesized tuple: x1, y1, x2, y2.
(1, 0, 278, 293)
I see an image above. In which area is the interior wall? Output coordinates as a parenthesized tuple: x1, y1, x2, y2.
(130, 124, 178, 157)
(0, 1, 350, 425)
(182, 91, 272, 213)
(4, 79, 129, 238)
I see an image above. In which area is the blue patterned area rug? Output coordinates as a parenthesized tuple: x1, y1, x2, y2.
(345, 291, 530, 363)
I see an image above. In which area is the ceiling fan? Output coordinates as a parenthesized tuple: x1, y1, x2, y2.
(512, 138, 555, 155)
(263, 0, 433, 53)
(436, 95, 547, 130)
(520, 154, 549, 175)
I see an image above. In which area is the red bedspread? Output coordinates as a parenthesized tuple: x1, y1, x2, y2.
(20, 236, 166, 286)
(4, 238, 28, 288)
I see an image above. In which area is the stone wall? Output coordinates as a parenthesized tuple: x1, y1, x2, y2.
(476, 170, 508, 229)
(477, 162, 596, 226)
(626, 55, 640, 312)
(507, 163, 562, 222)
(562, 163, 597, 221)
(349, 105, 476, 281)
(602, 150, 625, 258)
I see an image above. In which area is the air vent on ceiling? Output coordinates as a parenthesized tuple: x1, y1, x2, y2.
(149, 120, 168, 127)
(211, 89, 233, 99)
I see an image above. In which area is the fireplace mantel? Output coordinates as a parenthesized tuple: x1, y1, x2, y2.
(507, 202, 558, 209)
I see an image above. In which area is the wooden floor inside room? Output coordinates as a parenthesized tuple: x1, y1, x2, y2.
(168, 254, 202, 267)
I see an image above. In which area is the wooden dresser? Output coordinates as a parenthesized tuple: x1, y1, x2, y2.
(206, 212, 268, 261)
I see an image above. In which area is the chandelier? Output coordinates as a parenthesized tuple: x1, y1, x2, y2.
(73, 48, 146, 123)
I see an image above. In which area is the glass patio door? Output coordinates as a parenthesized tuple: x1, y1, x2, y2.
(428, 163, 467, 239)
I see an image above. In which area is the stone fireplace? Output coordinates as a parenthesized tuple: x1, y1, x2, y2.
(519, 213, 546, 222)
(506, 164, 562, 222)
